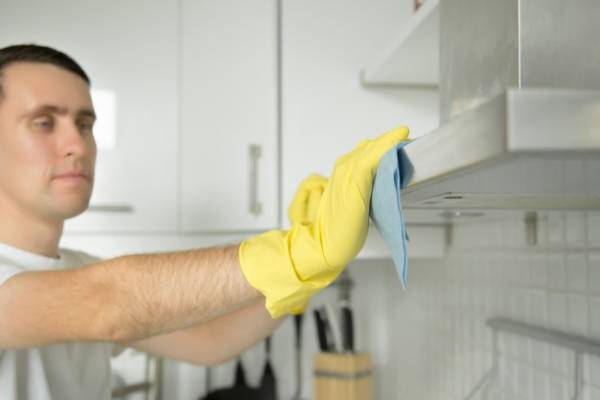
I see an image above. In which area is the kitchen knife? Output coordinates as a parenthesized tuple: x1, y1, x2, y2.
(317, 306, 339, 353)
(340, 301, 354, 352)
(313, 309, 331, 352)
(323, 303, 343, 353)
(292, 314, 304, 400)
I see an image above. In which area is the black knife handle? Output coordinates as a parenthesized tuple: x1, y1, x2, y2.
(293, 313, 303, 350)
(340, 305, 354, 352)
(265, 336, 272, 359)
(313, 310, 329, 352)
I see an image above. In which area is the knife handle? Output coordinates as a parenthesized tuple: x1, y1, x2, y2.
(265, 336, 272, 359)
(340, 305, 354, 352)
(294, 313, 303, 350)
(323, 303, 343, 353)
(313, 309, 329, 352)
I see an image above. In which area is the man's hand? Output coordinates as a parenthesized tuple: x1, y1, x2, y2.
(288, 173, 328, 227)
(239, 126, 410, 318)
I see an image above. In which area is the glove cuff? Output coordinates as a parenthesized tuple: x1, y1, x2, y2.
(239, 230, 318, 318)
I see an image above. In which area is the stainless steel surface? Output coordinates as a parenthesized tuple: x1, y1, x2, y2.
(111, 356, 162, 400)
(402, 88, 600, 210)
(487, 317, 599, 400)
(520, 0, 600, 92)
(144, 356, 163, 400)
(112, 382, 152, 398)
(487, 318, 600, 358)
(404, 91, 507, 186)
(248, 144, 263, 216)
(507, 89, 600, 150)
(465, 318, 600, 400)
(439, 0, 518, 122)
(406, 192, 600, 210)
(440, 0, 600, 122)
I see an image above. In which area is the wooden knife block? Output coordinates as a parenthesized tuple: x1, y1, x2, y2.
(313, 352, 373, 400)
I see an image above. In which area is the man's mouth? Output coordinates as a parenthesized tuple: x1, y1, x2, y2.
(53, 172, 91, 184)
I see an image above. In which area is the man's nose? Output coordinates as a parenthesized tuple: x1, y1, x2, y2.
(61, 122, 92, 158)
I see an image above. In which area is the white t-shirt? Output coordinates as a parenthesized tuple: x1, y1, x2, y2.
(0, 241, 119, 400)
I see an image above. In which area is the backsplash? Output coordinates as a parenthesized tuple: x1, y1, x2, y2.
(374, 210, 600, 399)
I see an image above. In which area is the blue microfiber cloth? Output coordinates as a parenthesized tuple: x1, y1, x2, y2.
(369, 141, 414, 288)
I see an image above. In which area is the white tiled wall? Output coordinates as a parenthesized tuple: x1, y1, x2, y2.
(373, 211, 600, 400)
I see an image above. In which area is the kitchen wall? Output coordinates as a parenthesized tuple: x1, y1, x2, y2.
(370, 210, 600, 400)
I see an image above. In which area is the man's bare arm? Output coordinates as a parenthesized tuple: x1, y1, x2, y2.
(0, 245, 263, 349)
(126, 298, 284, 366)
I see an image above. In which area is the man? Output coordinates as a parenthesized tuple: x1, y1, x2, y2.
(0, 44, 408, 399)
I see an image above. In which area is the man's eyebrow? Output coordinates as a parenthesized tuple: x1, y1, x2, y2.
(76, 109, 96, 120)
(22, 104, 96, 120)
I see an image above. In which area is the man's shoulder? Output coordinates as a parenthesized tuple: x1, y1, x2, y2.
(58, 248, 103, 266)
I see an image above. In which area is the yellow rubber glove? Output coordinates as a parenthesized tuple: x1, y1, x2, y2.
(239, 126, 410, 317)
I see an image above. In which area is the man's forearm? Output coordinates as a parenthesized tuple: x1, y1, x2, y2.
(91, 244, 262, 342)
(0, 244, 265, 349)
(128, 299, 284, 366)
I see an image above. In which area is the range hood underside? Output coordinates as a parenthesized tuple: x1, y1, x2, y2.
(402, 89, 600, 210)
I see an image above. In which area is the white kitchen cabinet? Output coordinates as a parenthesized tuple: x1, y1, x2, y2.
(280, 0, 439, 218)
(0, 0, 179, 233)
(180, 0, 279, 232)
(280, 0, 443, 257)
(1, 0, 279, 234)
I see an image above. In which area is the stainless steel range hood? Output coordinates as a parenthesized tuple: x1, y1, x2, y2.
(403, 88, 600, 210)
(401, 0, 600, 210)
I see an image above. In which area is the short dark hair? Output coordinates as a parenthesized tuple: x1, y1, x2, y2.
(0, 44, 91, 100)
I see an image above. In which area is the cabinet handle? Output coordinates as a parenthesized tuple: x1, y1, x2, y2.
(249, 144, 263, 216)
(87, 204, 134, 213)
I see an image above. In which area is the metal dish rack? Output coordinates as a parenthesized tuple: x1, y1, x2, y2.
(465, 318, 600, 400)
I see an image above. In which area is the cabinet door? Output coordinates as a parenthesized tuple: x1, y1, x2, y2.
(0, 0, 179, 233)
(180, 0, 278, 232)
(281, 0, 438, 218)
(281, 0, 442, 257)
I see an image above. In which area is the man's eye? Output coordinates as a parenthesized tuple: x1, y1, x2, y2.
(78, 121, 94, 133)
(32, 117, 53, 130)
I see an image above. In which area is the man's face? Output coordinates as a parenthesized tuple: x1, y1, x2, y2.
(0, 62, 97, 223)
